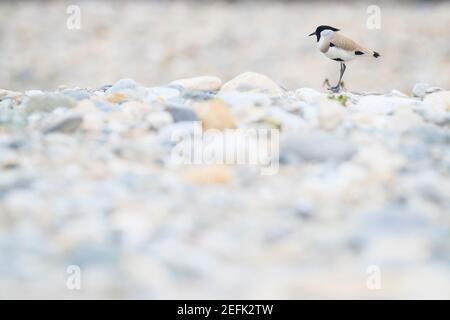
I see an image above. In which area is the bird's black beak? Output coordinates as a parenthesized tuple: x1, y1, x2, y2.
(308, 32, 316, 37)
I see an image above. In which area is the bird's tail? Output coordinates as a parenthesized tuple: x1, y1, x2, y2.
(360, 46, 381, 58)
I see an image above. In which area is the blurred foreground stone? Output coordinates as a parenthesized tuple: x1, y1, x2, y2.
(0, 74, 449, 299)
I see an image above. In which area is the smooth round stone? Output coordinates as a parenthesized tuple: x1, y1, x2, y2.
(62, 89, 91, 101)
(74, 100, 99, 113)
(95, 100, 121, 112)
(419, 91, 450, 125)
(263, 107, 307, 130)
(0, 148, 19, 170)
(295, 88, 323, 105)
(166, 106, 199, 123)
(423, 91, 450, 112)
(120, 101, 152, 115)
(169, 76, 222, 92)
(81, 112, 105, 132)
(43, 116, 83, 135)
(351, 113, 386, 129)
(193, 99, 236, 130)
(412, 83, 442, 98)
(298, 103, 319, 125)
(106, 79, 138, 94)
(356, 205, 430, 235)
(0, 99, 11, 109)
(220, 72, 284, 97)
(181, 90, 215, 101)
(281, 130, 356, 163)
(218, 91, 271, 108)
(25, 90, 45, 97)
(182, 165, 233, 185)
(0, 89, 21, 98)
(413, 126, 448, 145)
(158, 122, 199, 145)
(386, 108, 425, 132)
(388, 89, 409, 98)
(146, 87, 180, 102)
(146, 111, 173, 130)
(318, 99, 345, 131)
(25, 93, 77, 113)
(352, 95, 418, 115)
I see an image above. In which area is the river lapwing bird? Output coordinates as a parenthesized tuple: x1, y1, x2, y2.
(309, 25, 380, 93)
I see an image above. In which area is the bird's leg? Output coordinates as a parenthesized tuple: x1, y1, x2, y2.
(322, 78, 331, 88)
(329, 63, 346, 93)
(340, 63, 347, 87)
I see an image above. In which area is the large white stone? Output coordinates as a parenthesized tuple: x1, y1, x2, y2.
(353, 95, 418, 114)
(423, 91, 450, 112)
(146, 87, 180, 102)
(169, 76, 222, 91)
(220, 72, 284, 96)
(106, 78, 138, 94)
(319, 99, 346, 131)
(412, 83, 442, 98)
(295, 88, 324, 105)
(386, 108, 425, 132)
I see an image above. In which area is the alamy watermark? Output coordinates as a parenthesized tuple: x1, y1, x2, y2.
(66, 5, 81, 30)
(366, 265, 382, 290)
(170, 122, 279, 175)
(366, 5, 381, 30)
(66, 265, 82, 290)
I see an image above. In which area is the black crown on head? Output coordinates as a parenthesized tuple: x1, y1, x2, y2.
(309, 25, 340, 41)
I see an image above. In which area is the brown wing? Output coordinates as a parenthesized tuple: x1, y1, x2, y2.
(331, 33, 369, 53)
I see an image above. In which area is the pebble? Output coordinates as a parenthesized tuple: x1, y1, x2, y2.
(25, 93, 77, 113)
(62, 89, 91, 101)
(121, 101, 152, 115)
(295, 88, 323, 105)
(218, 91, 271, 108)
(43, 116, 83, 134)
(423, 91, 450, 112)
(169, 76, 222, 92)
(412, 83, 442, 98)
(318, 99, 345, 131)
(182, 165, 233, 185)
(146, 87, 180, 103)
(166, 106, 199, 123)
(146, 111, 173, 130)
(388, 89, 409, 98)
(281, 130, 356, 163)
(386, 108, 425, 132)
(105, 93, 128, 104)
(353, 95, 418, 114)
(419, 91, 450, 125)
(0, 89, 21, 98)
(80, 112, 104, 132)
(263, 108, 306, 130)
(106, 78, 138, 94)
(351, 113, 386, 129)
(25, 90, 45, 97)
(194, 99, 237, 130)
(220, 72, 284, 97)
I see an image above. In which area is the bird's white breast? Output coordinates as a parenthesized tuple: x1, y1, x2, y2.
(323, 47, 356, 61)
(317, 37, 355, 62)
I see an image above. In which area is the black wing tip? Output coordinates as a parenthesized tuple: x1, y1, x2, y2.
(373, 51, 380, 58)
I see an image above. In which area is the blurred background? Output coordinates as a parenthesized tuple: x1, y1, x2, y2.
(0, 0, 449, 300)
(0, 0, 449, 93)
